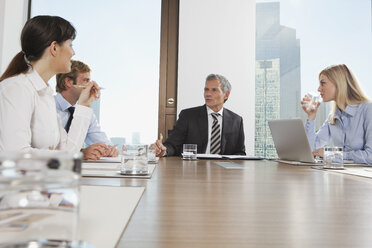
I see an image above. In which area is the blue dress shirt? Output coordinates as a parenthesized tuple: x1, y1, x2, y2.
(305, 102, 372, 164)
(54, 93, 112, 146)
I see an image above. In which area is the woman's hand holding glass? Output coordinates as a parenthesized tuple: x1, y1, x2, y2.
(77, 80, 100, 107)
(301, 92, 321, 120)
(312, 147, 324, 158)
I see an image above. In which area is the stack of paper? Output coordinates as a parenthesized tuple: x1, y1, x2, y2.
(196, 154, 263, 160)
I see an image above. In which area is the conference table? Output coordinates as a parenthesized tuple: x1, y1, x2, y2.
(81, 157, 372, 248)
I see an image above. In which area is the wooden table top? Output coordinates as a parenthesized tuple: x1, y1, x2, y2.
(82, 158, 372, 248)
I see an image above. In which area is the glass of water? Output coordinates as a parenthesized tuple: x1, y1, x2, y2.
(121, 144, 149, 174)
(182, 144, 197, 160)
(303, 92, 322, 111)
(323, 146, 344, 169)
(147, 143, 158, 164)
(0, 151, 81, 247)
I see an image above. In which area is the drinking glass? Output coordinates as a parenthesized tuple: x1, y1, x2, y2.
(182, 144, 197, 160)
(121, 144, 149, 174)
(0, 151, 82, 247)
(303, 92, 322, 111)
(323, 146, 344, 169)
(147, 144, 158, 164)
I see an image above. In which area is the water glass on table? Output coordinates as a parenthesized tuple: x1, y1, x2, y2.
(0, 151, 81, 246)
(121, 144, 149, 174)
(147, 143, 158, 164)
(323, 146, 344, 169)
(182, 144, 197, 160)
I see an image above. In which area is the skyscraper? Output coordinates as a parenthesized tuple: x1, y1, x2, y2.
(255, 59, 280, 157)
(255, 2, 301, 157)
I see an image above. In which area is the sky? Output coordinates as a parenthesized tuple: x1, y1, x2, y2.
(258, 0, 372, 96)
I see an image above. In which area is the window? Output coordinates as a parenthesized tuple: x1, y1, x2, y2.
(31, 0, 162, 147)
(255, 0, 372, 157)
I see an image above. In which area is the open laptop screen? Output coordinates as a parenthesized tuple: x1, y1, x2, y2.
(268, 119, 315, 163)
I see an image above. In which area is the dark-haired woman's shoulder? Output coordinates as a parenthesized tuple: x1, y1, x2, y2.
(0, 73, 36, 105)
(0, 72, 28, 86)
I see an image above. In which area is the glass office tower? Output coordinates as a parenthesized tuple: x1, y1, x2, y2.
(255, 2, 301, 158)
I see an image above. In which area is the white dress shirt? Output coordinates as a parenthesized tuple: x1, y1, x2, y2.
(55, 93, 112, 146)
(0, 68, 92, 153)
(205, 106, 223, 154)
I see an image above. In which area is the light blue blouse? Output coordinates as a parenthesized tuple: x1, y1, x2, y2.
(305, 102, 372, 164)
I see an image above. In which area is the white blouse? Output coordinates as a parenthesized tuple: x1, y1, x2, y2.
(0, 68, 92, 153)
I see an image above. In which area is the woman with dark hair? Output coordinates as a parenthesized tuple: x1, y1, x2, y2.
(302, 64, 372, 164)
(0, 15, 101, 154)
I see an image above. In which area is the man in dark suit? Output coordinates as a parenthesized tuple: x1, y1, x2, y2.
(156, 74, 245, 156)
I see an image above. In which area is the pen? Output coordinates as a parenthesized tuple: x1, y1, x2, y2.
(103, 144, 118, 151)
(73, 85, 105, 90)
(159, 133, 163, 142)
(107, 144, 118, 149)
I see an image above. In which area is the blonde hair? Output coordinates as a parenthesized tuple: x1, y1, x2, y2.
(319, 64, 369, 124)
(56, 60, 91, 93)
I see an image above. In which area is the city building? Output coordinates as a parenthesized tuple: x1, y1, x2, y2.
(255, 2, 301, 157)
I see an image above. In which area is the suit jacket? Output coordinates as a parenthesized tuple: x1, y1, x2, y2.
(164, 105, 245, 156)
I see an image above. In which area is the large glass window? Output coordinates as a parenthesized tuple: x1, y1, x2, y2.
(31, 0, 161, 147)
(255, 0, 372, 157)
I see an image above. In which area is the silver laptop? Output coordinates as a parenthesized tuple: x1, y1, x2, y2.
(268, 119, 316, 163)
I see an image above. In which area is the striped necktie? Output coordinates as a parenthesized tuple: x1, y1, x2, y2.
(210, 113, 221, 154)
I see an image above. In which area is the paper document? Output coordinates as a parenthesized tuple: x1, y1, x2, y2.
(197, 154, 263, 160)
(215, 162, 245, 169)
(82, 164, 157, 179)
(79, 185, 145, 248)
(197, 154, 223, 159)
(222, 155, 263, 160)
(277, 159, 369, 167)
(82, 163, 120, 170)
(322, 167, 372, 179)
(84, 155, 121, 163)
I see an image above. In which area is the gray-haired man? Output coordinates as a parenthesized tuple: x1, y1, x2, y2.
(156, 74, 245, 156)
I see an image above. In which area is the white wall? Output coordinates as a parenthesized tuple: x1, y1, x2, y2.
(178, 0, 256, 155)
(0, 0, 28, 73)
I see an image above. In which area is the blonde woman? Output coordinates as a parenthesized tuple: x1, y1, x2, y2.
(301, 64, 372, 164)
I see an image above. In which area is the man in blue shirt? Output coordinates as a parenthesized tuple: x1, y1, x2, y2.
(55, 60, 118, 160)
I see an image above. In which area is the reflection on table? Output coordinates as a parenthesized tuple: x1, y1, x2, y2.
(81, 157, 372, 248)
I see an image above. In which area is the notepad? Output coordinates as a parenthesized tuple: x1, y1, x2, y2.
(222, 155, 263, 160)
(82, 163, 120, 170)
(0, 186, 145, 248)
(82, 164, 156, 179)
(214, 162, 245, 169)
(79, 185, 145, 248)
(197, 154, 263, 160)
(84, 156, 121, 163)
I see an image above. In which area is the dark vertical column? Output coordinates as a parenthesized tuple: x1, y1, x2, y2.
(158, 0, 179, 140)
